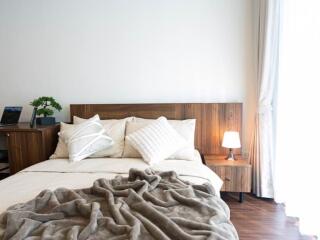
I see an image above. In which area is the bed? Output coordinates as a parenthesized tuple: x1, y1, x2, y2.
(0, 151, 223, 213)
(0, 103, 242, 239)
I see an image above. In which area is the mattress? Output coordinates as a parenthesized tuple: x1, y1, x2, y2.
(0, 151, 223, 213)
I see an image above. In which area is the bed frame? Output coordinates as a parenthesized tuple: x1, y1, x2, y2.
(70, 103, 242, 156)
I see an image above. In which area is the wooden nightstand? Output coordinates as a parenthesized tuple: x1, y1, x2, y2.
(204, 155, 252, 202)
(0, 123, 59, 174)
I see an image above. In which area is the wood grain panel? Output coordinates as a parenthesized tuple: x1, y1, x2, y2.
(201, 104, 220, 154)
(212, 166, 252, 192)
(183, 103, 202, 150)
(206, 157, 252, 193)
(70, 104, 185, 120)
(41, 125, 60, 160)
(7, 132, 42, 173)
(1, 124, 60, 174)
(70, 103, 242, 155)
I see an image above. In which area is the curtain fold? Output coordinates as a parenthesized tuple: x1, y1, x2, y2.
(250, 0, 319, 236)
(249, 0, 280, 198)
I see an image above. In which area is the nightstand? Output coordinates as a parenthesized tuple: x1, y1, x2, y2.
(204, 155, 252, 202)
(0, 123, 59, 174)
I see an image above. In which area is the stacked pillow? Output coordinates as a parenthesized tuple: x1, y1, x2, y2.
(60, 115, 113, 162)
(73, 116, 131, 157)
(50, 116, 132, 161)
(50, 115, 196, 164)
(126, 117, 188, 164)
(123, 117, 196, 161)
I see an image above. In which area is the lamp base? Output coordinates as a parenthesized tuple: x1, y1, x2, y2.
(225, 149, 236, 161)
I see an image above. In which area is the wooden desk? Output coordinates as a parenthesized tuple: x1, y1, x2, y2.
(0, 123, 59, 174)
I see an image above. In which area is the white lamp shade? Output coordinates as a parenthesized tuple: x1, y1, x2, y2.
(222, 131, 241, 149)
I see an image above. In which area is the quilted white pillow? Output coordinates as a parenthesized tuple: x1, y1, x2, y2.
(74, 116, 132, 157)
(123, 117, 196, 160)
(126, 117, 187, 164)
(60, 116, 113, 162)
(122, 122, 146, 158)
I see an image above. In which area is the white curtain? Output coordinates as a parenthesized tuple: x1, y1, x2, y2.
(274, 0, 320, 237)
(249, 0, 280, 198)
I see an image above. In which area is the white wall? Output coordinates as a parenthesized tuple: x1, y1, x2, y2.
(0, 0, 258, 155)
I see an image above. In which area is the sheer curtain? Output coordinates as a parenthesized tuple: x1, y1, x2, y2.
(249, 0, 280, 198)
(274, 0, 320, 237)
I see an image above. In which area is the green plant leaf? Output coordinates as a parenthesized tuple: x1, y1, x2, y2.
(37, 108, 54, 117)
(30, 96, 62, 116)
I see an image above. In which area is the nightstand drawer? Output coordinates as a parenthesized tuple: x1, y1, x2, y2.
(211, 165, 251, 192)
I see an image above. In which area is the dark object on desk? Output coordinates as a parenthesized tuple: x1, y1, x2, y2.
(36, 116, 56, 125)
(30, 107, 37, 128)
(0, 106, 22, 126)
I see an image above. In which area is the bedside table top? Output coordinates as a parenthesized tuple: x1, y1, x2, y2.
(204, 155, 251, 167)
(0, 123, 60, 132)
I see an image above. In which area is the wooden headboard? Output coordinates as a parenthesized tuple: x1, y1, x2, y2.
(70, 103, 242, 155)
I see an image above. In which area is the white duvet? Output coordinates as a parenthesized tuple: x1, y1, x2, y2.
(0, 151, 222, 213)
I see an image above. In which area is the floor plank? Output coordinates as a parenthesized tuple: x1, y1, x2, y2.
(222, 193, 316, 240)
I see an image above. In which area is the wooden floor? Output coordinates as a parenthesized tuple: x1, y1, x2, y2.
(222, 193, 316, 240)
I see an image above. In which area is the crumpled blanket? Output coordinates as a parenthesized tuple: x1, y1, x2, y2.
(0, 169, 238, 240)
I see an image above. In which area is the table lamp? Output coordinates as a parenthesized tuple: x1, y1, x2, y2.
(222, 131, 241, 160)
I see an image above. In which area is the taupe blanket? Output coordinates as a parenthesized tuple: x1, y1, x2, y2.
(0, 169, 238, 240)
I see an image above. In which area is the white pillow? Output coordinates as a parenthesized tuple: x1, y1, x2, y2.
(50, 122, 73, 159)
(74, 116, 132, 158)
(126, 117, 187, 164)
(60, 116, 113, 162)
(123, 117, 196, 160)
(50, 115, 101, 159)
(122, 122, 147, 158)
(167, 119, 196, 160)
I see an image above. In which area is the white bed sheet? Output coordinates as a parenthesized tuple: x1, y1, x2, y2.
(0, 151, 222, 213)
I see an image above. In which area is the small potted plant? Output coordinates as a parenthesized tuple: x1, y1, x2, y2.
(30, 96, 62, 125)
